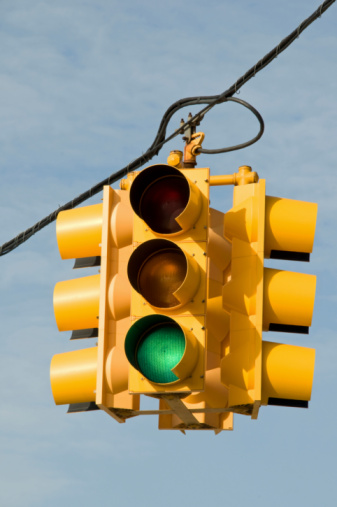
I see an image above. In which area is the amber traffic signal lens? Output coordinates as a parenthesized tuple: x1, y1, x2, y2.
(138, 249, 186, 308)
(140, 175, 189, 234)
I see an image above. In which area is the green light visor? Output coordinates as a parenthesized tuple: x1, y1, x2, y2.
(125, 315, 186, 384)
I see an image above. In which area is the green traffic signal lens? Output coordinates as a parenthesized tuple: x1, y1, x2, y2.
(136, 323, 185, 384)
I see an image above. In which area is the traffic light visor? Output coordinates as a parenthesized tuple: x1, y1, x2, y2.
(261, 341, 315, 405)
(50, 347, 97, 405)
(125, 315, 198, 384)
(265, 196, 317, 260)
(130, 164, 202, 235)
(54, 274, 100, 331)
(56, 204, 103, 259)
(128, 239, 200, 310)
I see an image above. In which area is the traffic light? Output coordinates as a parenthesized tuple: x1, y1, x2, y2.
(221, 170, 317, 417)
(124, 163, 234, 432)
(49, 153, 317, 431)
(50, 182, 140, 421)
(125, 164, 209, 396)
(49, 161, 235, 432)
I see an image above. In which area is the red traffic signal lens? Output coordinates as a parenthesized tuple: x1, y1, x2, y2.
(130, 165, 190, 234)
(140, 175, 189, 234)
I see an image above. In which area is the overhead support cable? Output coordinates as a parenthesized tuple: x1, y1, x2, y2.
(0, 0, 335, 257)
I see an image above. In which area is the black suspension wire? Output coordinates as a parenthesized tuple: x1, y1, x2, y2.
(0, 0, 335, 257)
(197, 97, 265, 154)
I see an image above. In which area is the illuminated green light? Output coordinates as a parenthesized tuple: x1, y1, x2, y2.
(136, 324, 185, 384)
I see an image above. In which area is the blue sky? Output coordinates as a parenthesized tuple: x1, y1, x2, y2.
(1, 1, 336, 506)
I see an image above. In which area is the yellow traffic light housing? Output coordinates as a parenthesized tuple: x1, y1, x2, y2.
(51, 347, 98, 406)
(126, 164, 208, 395)
(221, 174, 317, 417)
(50, 185, 140, 421)
(123, 161, 235, 432)
(50, 155, 234, 432)
(49, 129, 317, 432)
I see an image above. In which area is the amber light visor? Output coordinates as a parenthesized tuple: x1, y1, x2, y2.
(125, 314, 198, 385)
(128, 239, 200, 309)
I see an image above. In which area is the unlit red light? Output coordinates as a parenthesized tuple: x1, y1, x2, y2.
(140, 175, 189, 234)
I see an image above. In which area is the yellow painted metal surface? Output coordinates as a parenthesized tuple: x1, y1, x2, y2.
(56, 203, 103, 259)
(221, 176, 317, 418)
(175, 176, 203, 232)
(95, 186, 140, 414)
(261, 341, 315, 404)
(51, 185, 140, 418)
(209, 165, 258, 187)
(127, 167, 209, 396)
(263, 268, 316, 330)
(265, 196, 317, 257)
(166, 150, 183, 168)
(51, 157, 317, 430)
(50, 347, 97, 405)
(53, 274, 100, 331)
(171, 326, 199, 380)
(156, 206, 234, 431)
(221, 180, 265, 414)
